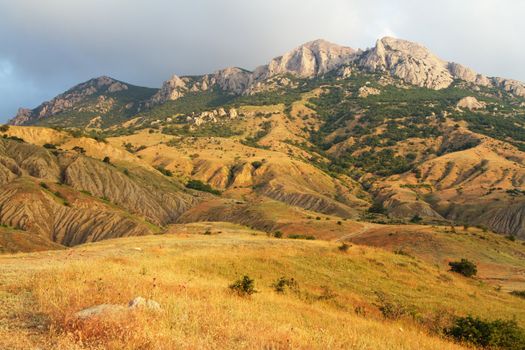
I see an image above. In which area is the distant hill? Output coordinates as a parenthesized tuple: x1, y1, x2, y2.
(2, 36, 525, 246)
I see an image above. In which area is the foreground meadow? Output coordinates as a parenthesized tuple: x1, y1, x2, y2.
(1, 222, 524, 349)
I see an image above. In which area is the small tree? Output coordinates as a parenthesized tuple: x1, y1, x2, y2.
(446, 316, 525, 349)
(410, 214, 422, 223)
(272, 277, 298, 294)
(229, 275, 256, 296)
(43, 143, 57, 149)
(449, 259, 477, 277)
(251, 160, 263, 169)
(338, 243, 351, 252)
(368, 201, 387, 214)
(103, 156, 111, 164)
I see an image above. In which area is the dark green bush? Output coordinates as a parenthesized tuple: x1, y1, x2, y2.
(229, 275, 257, 296)
(43, 143, 57, 149)
(155, 165, 173, 177)
(410, 214, 423, 223)
(287, 234, 316, 240)
(368, 201, 387, 214)
(273, 231, 283, 238)
(185, 179, 221, 195)
(338, 243, 351, 252)
(510, 290, 525, 299)
(446, 316, 525, 350)
(272, 277, 298, 293)
(449, 259, 477, 277)
(251, 160, 263, 169)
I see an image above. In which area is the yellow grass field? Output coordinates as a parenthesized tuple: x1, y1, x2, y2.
(1, 222, 524, 349)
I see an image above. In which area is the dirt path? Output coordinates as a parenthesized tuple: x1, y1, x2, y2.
(335, 222, 375, 242)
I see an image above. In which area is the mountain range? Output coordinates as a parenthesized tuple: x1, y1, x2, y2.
(1, 36, 525, 252)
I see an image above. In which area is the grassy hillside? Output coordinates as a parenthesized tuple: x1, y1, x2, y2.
(1, 223, 524, 349)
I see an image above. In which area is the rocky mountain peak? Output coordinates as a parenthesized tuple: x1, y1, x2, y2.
(9, 76, 131, 125)
(358, 37, 454, 89)
(255, 39, 356, 79)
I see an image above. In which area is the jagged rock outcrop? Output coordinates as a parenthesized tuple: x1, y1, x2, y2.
(456, 96, 486, 110)
(13, 37, 525, 124)
(150, 36, 525, 106)
(358, 37, 454, 89)
(149, 40, 357, 104)
(492, 77, 525, 97)
(358, 86, 381, 98)
(357, 37, 525, 96)
(253, 39, 356, 80)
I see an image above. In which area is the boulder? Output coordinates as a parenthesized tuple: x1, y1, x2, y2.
(74, 296, 161, 320)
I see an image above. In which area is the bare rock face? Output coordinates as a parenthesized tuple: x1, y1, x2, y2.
(456, 96, 486, 110)
(149, 74, 188, 104)
(356, 37, 525, 97)
(254, 39, 356, 80)
(491, 77, 525, 98)
(357, 86, 381, 98)
(150, 40, 357, 104)
(358, 37, 454, 89)
(448, 63, 491, 86)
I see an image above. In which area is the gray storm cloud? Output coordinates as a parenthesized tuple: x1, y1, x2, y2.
(0, 0, 524, 121)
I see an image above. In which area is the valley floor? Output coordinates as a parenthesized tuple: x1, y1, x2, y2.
(1, 222, 524, 349)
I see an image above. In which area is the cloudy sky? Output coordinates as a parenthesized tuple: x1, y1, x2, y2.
(0, 0, 523, 122)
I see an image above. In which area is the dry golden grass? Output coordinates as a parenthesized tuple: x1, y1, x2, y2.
(1, 223, 524, 349)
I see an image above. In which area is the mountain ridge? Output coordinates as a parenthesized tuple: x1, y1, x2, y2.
(9, 36, 525, 126)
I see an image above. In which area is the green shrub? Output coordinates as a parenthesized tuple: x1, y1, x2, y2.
(251, 160, 263, 169)
(72, 146, 86, 154)
(510, 290, 525, 299)
(375, 292, 412, 320)
(272, 277, 298, 293)
(410, 214, 423, 223)
(368, 201, 387, 214)
(273, 231, 283, 238)
(338, 243, 351, 252)
(39, 182, 49, 190)
(446, 316, 525, 350)
(155, 165, 173, 177)
(449, 259, 477, 277)
(103, 156, 111, 164)
(229, 275, 257, 296)
(186, 179, 221, 195)
(0, 124, 9, 132)
(43, 143, 57, 149)
(4, 135, 25, 142)
(54, 191, 64, 199)
(287, 234, 316, 240)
